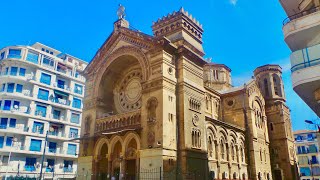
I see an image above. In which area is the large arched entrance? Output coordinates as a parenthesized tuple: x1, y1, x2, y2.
(96, 143, 108, 180)
(125, 137, 138, 179)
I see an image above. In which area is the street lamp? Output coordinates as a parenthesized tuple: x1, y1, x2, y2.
(5, 137, 17, 180)
(39, 127, 54, 180)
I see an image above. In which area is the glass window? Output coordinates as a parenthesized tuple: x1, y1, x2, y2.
(30, 139, 42, 152)
(0, 118, 8, 129)
(8, 49, 21, 59)
(300, 167, 311, 176)
(74, 84, 83, 94)
(7, 83, 14, 93)
(9, 118, 16, 128)
(38, 88, 49, 101)
(10, 67, 18, 76)
(32, 121, 44, 134)
(2, 156, 9, 165)
(71, 113, 80, 124)
(13, 101, 20, 109)
(64, 160, 73, 172)
(308, 134, 314, 141)
(16, 84, 23, 93)
(72, 98, 81, 109)
(6, 137, 13, 146)
(0, 52, 5, 60)
(40, 73, 51, 85)
(26, 51, 39, 64)
(69, 128, 78, 138)
(67, 144, 77, 155)
(0, 137, 4, 148)
(19, 68, 26, 76)
(48, 142, 57, 153)
(5, 67, 8, 75)
(43, 57, 54, 67)
(0, 101, 2, 108)
(46, 159, 55, 172)
(1, 84, 5, 92)
(35, 105, 47, 117)
(53, 110, 61, 120)
(25, 157, 36, 172)
(3, 100, 11, 110)
(57, 80, 65, 89)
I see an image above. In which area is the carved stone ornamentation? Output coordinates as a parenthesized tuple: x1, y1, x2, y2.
(147, 97, 158, 123)
(147, 131, 155, 146)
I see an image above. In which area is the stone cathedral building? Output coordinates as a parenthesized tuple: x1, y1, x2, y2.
(77, 7, 298, 180)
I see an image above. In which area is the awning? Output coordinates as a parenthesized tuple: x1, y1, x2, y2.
(54, 90, 69, 97)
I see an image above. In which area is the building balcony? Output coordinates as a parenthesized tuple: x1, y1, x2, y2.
(290, 42, 320, 116)
(0, 47, 86, 83)
(95, 110, 141, 134)
(283, 6, 320, 51)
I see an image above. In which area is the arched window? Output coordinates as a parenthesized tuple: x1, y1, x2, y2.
(270, 123, 274, 131)
(264, 79, 269, 97)
(272, 74, 282, 97)
(231, 143, 235, 161)
(240, 146, 244, 162)
(220, 139, 225, 159)
(208, 136, 213, 157)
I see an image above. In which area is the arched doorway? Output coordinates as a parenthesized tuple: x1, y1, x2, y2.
(125, 138, 138, 180)
(112, 141, 123, 180)
(97, 143, 108, 180)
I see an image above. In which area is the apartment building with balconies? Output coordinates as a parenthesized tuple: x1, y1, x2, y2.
(294, 130, 320, 180)
(0, 42, 87, 179)
(280, 0, 320, 116)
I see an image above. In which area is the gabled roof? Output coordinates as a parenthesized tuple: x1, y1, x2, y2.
(84, 27, 157, 75)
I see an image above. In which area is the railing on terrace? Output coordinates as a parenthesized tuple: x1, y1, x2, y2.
(291, 43, 320, 72)
(0, 48, 86, 82)
(283, 6, 320, 25)
(95, 110, 141, 133)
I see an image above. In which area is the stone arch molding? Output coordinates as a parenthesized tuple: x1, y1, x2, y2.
(93, 132, 141, 159)
(93, 45, 151, 96)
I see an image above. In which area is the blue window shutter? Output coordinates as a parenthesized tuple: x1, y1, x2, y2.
(7, 83, 14, 93)
(32, 121, 44, 134)
(40, 73, 51, 85)
(71, 113, 80, 123)
(5, 68, 8, 75)
(36, 105, 47, 117)
(67, 144, 77, 155)
(0, 137, 4, 148)
(19, 68, 26, 76)
(30, 139, 42, 152)
(6, 137, 13, 146)
(26, 51, 39, 64)
(16, 84, 23, 93)
(10, 67, 18, 76)
(38, 89, 49, 101)
(9, 118, 16, 128)
(4, 100, 11, 110)
(72, 98, 81, 109)
(0, 118, 8, 129)
(69, 128, 78, 138)
(74, 84, 83, 94)
(8, 49, 21, 59)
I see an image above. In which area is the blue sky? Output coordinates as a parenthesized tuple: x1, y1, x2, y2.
(0, 0, 318, 130)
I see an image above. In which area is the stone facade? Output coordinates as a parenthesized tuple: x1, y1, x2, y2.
(77, 7, 298, 180)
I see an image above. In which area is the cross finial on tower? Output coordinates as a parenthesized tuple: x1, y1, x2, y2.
(117, 4, 126, 19)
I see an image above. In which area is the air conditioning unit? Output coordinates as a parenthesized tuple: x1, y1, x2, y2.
(43, 162, 48, 167)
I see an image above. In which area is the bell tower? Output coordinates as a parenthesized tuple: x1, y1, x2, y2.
(254, 65, 298, 180)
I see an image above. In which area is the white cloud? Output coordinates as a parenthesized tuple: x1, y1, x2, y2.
(230, 0, 238, 6)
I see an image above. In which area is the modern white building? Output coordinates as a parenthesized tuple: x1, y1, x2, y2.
(279, 0, 320, 116)
(294, 130, 320, 180)
(0, 42, 87, 179)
